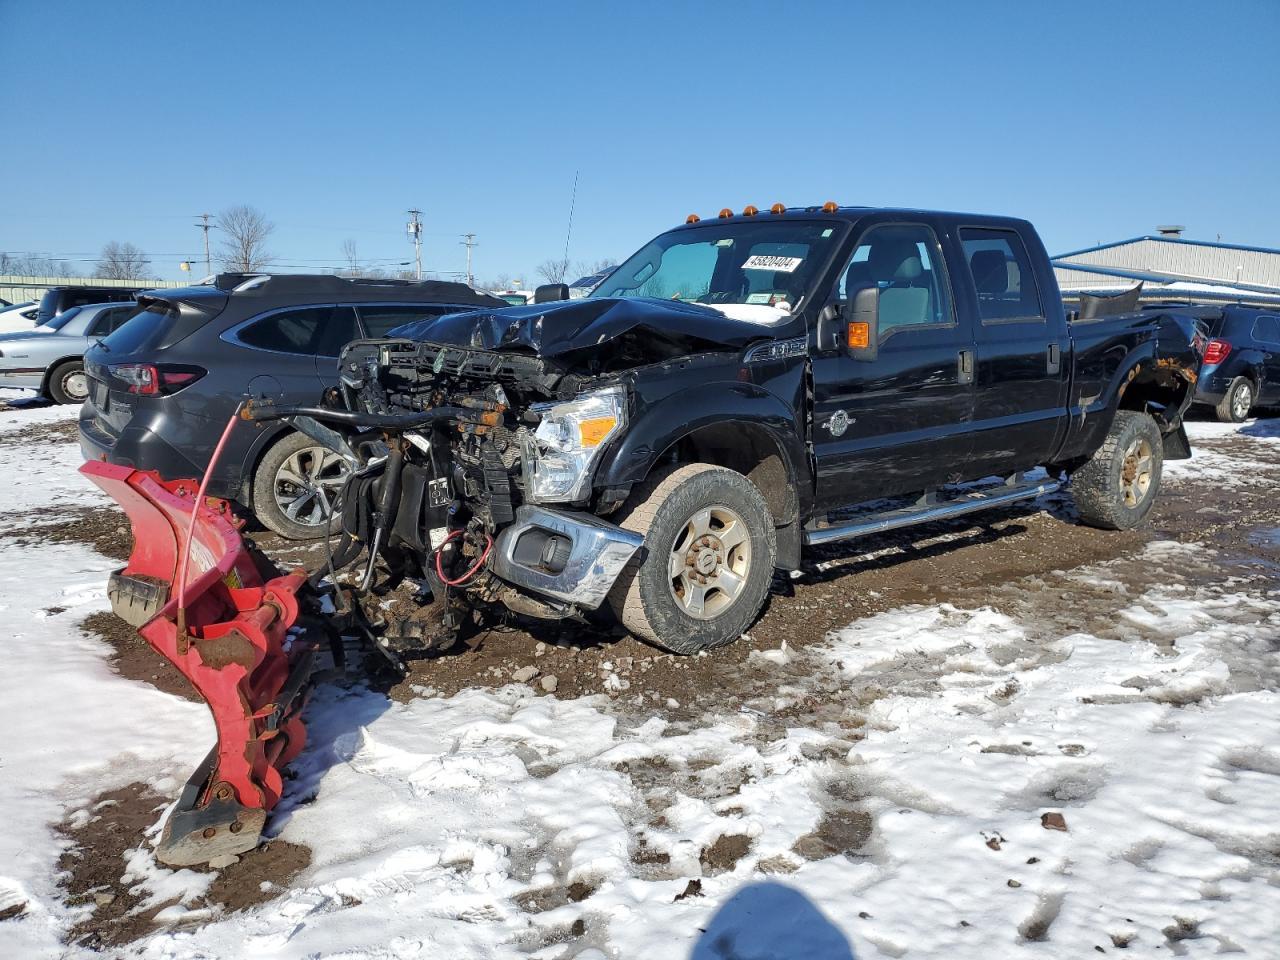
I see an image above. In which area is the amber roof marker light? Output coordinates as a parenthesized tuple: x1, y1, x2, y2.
(718, 208, 734, 219)
(770, 203, 786, 214)
(685, 213, 701, 224)
(742, 204, 759, 216)
(822, 200, 839, 213)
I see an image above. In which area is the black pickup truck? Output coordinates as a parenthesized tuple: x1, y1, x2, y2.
(259, 204, 1203, 655)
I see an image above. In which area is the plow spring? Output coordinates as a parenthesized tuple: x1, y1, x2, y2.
(81, 460, 332, 866)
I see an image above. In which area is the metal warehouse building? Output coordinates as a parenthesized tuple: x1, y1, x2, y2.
(1052, 229, 1280, 305)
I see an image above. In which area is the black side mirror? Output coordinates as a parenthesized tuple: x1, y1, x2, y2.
(534, 283, 569, 304)
(847, 285, 879, 362)
(816, 303, 843, 353)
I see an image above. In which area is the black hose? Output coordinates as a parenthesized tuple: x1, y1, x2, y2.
(243, 402, 466, 430)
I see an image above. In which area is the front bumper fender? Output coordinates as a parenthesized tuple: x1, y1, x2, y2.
(491, 505, 643, 609)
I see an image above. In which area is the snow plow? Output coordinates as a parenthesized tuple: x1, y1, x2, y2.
(80, 460, 329, 866)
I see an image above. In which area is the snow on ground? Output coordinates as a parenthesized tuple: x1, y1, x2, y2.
(1, 402, 1278, 958)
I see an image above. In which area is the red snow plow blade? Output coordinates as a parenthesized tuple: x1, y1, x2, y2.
(81, 461, 318, 866)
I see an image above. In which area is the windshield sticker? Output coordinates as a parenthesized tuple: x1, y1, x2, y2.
(742, 255, 804, 273)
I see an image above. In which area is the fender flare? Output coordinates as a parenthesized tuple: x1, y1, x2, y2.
(595, 381, 811, 568)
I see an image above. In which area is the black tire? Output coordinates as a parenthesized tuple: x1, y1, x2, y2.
(251, 431, 350, 540)
(1215, 376, 1254, 423)
(1071, 410, 1163, 531)
(47, 360, 88, 405)
(607, 463, 776, 655)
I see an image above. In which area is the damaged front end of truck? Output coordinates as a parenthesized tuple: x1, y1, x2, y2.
(83, 296, 776, 865)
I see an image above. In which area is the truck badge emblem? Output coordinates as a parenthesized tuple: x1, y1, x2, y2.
(825, 410, 850, 436)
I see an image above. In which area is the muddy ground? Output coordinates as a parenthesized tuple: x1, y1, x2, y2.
(48, 413, 1280, 947)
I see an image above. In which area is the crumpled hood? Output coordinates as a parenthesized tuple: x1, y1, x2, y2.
(387, 297, 781, 357)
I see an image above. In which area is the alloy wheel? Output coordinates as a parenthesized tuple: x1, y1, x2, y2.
(273, 446, 350, 528)
(1120, 436, 1155, 508)
(667, 504, 751, 619)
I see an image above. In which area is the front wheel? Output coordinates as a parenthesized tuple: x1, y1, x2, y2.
(607, 463, 776, 655)
(47, 360, 88, 404)
(252, 432, 351, 540)
(1070, 410, 1163, 530)
(1216, 377, 1254, 423)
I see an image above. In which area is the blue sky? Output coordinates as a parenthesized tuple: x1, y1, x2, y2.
(2, 0, 1278, 284)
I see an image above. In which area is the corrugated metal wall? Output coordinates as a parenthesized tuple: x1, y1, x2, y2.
(0, 274, 188, 305)
(1054, 239, 1280, 290)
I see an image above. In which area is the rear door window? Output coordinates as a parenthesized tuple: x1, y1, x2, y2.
(357, 304, 460, 338)
(1253, 315, 1280, 346)
(238, 306, 356, 357)
(87, 306, 136, 337)
(959, 227, 1045, 322)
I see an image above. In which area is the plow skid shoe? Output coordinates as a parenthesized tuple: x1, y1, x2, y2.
(81, 461, 315, 866)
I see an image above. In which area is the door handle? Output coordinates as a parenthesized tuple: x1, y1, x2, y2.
(957, 349, 974, 385)
(1047, 342, 1061, 374)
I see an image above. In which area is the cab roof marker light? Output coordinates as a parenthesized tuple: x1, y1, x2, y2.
(686, 213, 701, 224)
(822, 200, 839, 213)
(742, 205, 759, 216)
(718, 208, 734, 219)
(770, 203, 786, 214)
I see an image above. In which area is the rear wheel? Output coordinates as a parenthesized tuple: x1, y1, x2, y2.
(1071, 410, 1163, 530)
(252, 432, 351, 540)
(1215, 376, 1254, 423)
(47, 360, 88, 405)
(607, 463, 776, 654)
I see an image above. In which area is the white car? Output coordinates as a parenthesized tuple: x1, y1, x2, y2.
(0, 302, 39, 334)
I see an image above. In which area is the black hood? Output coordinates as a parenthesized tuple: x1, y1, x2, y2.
(387, 297, 776, 357)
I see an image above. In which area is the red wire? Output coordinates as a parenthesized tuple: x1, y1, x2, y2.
(435, 529, 494, 587)
(176, 403, 244, 626)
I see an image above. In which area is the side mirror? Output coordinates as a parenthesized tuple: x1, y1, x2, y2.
(816, 303, 843, 353)
(847, 286, 879, 362)
(534, 283, 569, 304)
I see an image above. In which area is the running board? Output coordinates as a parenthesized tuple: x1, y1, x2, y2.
(803, 478, 1062, 547)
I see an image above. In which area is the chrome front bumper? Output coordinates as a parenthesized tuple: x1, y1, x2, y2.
(491, 505, 644, 609)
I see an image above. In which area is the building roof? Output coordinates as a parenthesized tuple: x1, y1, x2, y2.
(1052, 234, 1280, 303)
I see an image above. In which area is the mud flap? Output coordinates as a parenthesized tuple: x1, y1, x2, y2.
(81, 461, 316, 867)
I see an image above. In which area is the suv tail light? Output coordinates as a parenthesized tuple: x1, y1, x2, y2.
(1203, 339, 1231, 365)
(109, 363, 206, 396)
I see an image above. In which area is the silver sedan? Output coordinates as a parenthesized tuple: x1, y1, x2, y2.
(0, 301, 137, 403)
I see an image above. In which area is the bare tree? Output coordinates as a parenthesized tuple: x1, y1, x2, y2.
(0, 252, 79, 278)
(341, 239, 361, 277)
(572, 258, 617, 280)
(96, 241, 151, 280)
(218, 205, 275, 272)
(536, 257, 570, 284)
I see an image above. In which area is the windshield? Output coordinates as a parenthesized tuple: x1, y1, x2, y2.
(590, 219, 844, 310)
(40, 306, 82, 331)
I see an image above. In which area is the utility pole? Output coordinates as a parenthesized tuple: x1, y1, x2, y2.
(406, 209, 423, 280)
(461, 233, 477, 286)
(195, 213, 214, 276)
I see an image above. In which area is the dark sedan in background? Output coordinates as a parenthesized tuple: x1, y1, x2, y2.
(79, 273, 507, 539)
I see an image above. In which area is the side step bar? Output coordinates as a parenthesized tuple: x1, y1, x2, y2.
(803, 477, 1062, 547)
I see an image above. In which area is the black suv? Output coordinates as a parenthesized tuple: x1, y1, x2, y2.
(37, 285, 144, 325)
(1192, 305, 1280, 421)
(79, 274, 507, 539)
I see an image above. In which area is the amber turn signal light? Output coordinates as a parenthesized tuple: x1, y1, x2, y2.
(686, 213, 700, 223)
(822, 200, 839, 213)
(718, 208, 734, 218)
(846, 321, 870, 349)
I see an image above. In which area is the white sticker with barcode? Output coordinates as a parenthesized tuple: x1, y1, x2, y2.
(742, 255, 804, 273)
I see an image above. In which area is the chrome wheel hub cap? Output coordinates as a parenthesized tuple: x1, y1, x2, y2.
(64, 371, 88, 401)
(274, 446, 350, 527)
(668, 505, 751, 620)
(1120, 436, 1154, 508)
(1233, 384, 1252, 419)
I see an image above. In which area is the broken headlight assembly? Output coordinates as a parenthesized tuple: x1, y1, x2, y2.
(522, 384, 627, 503)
